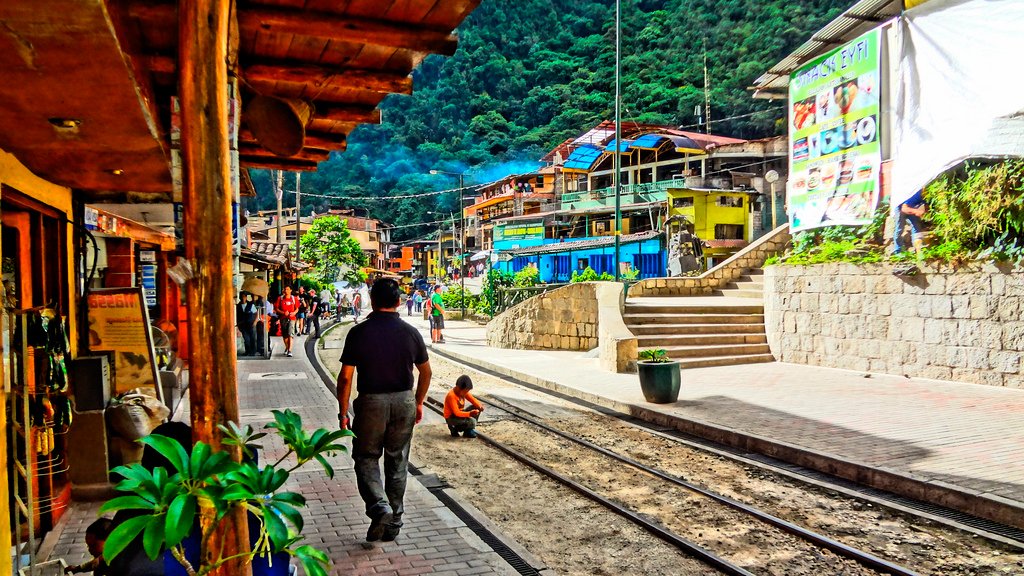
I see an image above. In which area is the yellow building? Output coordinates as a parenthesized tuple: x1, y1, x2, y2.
(667, 187, 755, 267)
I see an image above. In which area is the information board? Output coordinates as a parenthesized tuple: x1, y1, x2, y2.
(86, 288, 161, 396)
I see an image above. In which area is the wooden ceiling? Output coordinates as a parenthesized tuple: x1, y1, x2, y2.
(0, 0, 478, 198)
(113, 0, 480, 173)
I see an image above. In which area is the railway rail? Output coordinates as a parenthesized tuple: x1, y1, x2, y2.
(423, 395, 921, 576)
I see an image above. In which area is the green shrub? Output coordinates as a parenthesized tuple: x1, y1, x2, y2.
(512, 265, 541, 287)
(570, 266, 615, 282)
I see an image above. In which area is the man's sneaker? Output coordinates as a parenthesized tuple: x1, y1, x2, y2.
(366, 511, 393, 542)
(382, 525, 401, 542)
(286, 351, 293, 357)
(449, 426, 460, 438)
(463, 429, 478, 438)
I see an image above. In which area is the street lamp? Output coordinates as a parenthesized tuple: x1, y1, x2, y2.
(430, 169, 468, 319)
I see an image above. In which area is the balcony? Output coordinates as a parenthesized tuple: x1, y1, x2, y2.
(560, 180, 676, 210)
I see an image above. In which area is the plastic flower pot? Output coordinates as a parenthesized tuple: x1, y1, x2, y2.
(637, 360, 681, 403)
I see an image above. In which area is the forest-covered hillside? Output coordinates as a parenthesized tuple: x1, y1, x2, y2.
(249, 0, 851, 240)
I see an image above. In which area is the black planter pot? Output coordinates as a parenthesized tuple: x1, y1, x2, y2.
(637, 360, 681, 403)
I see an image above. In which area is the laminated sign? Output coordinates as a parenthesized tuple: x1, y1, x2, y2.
(788, 28, 882, 232)
(86, 288, 161, 397)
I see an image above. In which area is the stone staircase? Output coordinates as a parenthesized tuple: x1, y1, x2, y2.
(716, 268, 765, 299)
(625, 269, 774, 369)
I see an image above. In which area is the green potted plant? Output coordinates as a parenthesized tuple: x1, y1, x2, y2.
(637, 349, 681, 403)
(99, 409, 352, 576)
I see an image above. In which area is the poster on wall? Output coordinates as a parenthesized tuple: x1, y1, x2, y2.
(86, 288, 162, 398)
(788, 28, 882, 232)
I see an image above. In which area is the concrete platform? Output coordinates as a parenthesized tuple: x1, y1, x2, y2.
(411, 315, 1024, 531)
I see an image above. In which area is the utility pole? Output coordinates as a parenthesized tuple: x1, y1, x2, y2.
(275, 170, 283, 244)
(613, 0, 622, 281)
(703, 37, 712, 134)
(294, 172, 301, 267)
(459, 173, 465, 319)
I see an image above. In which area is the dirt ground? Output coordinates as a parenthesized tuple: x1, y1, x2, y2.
(319, 325, 1024, 575)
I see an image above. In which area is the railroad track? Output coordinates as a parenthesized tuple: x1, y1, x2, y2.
(424, 393, 921, 576)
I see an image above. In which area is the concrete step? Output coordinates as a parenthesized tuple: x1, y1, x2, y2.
(627, 323, 767, 336)
(744, 268, 764, 276)
(637, 333, 768, 347)
(714, 289, 764, 299)
(624, 313, 765, 325)
(677, 353, 776, 370)
(729, 279, 764, 291)
(659, 343, 772, 359)
(624, 303, 764, 315)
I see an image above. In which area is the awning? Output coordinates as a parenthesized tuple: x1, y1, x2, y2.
(563, 144, 605, 172)
(466, 193, 514, 214)
(470, 250, 492, 261)
(625, 133, 706, 154)
(604, 139, 634, 153)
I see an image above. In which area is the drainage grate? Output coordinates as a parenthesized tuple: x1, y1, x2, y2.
(409, 464, 542, 576)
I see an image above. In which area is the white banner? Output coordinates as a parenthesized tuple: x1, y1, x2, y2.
(893, 0, 1024, 207)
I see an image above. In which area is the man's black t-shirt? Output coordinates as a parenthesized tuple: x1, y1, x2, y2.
(340, 311, 428, 394)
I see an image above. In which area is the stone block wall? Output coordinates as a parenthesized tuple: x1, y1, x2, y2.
(764, 263, 1024, 388)
(486, 283, 600, 350)
(629, 224, 791, 297)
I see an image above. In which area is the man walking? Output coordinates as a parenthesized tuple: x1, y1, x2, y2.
(338, 278, 431, 543)
(308, 288, 321, 338)
(429, 284, 446, 344)
(275, 285, 300, 357)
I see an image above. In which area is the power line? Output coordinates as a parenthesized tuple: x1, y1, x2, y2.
(676, 107, 784, 131)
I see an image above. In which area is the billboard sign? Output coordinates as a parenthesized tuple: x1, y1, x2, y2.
(789, 28, 882, 232)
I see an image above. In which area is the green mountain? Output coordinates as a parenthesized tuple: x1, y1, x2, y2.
(249, 0, 851, 240)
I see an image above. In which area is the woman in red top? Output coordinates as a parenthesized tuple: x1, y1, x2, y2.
(275, 285, 300, 357)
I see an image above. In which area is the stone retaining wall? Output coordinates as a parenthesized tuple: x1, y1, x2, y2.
(764, 263, 1024, 388)
(629, 224, 791, 297)
(486, 283, 600, 350)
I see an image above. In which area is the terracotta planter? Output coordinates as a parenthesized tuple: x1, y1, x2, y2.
(637, 360, 681, 403)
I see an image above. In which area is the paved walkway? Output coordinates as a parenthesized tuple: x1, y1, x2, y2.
(48, 331, 521, 575)
(413, 314, 1024, 522)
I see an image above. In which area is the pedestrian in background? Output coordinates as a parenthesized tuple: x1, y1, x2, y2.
(352, 291, 363, 323)
(405, 292, 415, 316)
(414, 290, 424, 313)
(275, 286, 300, 357)
(308, 288, 321, 338)
(236, 291, 259, 356)
(429, 285, 446, 344)
(337, 278, 432, 544)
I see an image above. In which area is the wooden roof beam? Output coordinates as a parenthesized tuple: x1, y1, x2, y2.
(314, 104, 381, 124)
(238, 144, 330, 162)
(244, 62, 412, 94)
(240, 156, 319, 172)
(238, 7, 459, 55)
(239, 129, 347, 150)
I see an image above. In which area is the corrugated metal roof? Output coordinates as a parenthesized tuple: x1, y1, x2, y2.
(750, 0, 902, 98)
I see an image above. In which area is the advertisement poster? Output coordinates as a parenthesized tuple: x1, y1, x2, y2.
(86, 288, 161, 396)
(788, 29, 882, 232)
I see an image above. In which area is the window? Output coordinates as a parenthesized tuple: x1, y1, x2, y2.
(716, 195, 743, 208)
(715, 224, 744, 240)
(672, 197, 694, 208)
(535, 175, 544, 187)
(284, 230, 296, 240)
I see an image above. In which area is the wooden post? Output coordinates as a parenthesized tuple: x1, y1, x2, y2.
(179, 0, 249, 574)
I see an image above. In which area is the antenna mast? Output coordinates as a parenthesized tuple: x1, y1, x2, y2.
(703, 37, 711, 134)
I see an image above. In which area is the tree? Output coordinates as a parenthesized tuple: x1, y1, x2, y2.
(298, 216, 368, 286)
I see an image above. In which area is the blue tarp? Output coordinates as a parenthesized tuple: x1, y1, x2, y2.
(563, 144, 604, 171)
